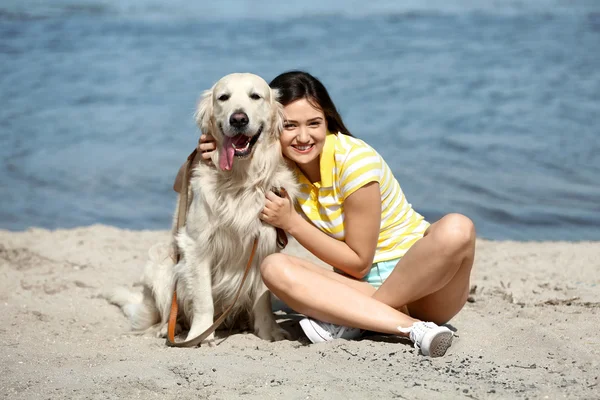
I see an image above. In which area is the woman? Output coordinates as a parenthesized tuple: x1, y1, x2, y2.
(179, 71, 476, 357)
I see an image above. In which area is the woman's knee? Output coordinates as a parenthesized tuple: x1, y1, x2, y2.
(432, 213, 476, 257)
(260, 253, 296, 290)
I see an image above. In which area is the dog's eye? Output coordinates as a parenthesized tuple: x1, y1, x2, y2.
(249, 93, 261, 100)
(218, 94, 230, 101)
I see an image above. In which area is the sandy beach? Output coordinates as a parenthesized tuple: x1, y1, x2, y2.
(0, 225, 598, 399)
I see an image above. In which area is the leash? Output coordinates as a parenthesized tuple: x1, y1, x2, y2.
(166, 148, 287, 347)
(172, 148, 198, 262)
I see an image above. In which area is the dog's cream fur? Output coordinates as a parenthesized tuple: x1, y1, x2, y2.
(110, 73, 298, 344)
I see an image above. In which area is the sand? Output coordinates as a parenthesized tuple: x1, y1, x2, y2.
(0, 225, 598, 399)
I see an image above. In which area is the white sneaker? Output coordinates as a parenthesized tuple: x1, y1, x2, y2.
(299, 318, 362, 343)
(398, 321, 454, 357)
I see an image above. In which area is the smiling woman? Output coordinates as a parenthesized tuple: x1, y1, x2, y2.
(182, 71, 476, 357)
(279, 98, 328, 182)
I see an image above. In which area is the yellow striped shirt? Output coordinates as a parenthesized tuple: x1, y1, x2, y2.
(294, 133, 429, 263)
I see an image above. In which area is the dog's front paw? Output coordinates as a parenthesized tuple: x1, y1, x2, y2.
(255, 321, 291, 342)
(186, 315, 216, 346)
(202, 335, 217, 347)
(157, 322, 182, 338)
(185, 331, 216, 347)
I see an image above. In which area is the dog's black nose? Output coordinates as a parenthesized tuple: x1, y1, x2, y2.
(230, 112, 249, 128)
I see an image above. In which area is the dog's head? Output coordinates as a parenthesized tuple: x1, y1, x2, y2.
(195, 73, 284, 171)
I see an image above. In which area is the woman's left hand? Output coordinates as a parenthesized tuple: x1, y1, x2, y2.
(260, 189, 297, 231)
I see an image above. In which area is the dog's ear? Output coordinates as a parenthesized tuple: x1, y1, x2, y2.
(194, 88, 214, 134)
(270, 88, 285, 139)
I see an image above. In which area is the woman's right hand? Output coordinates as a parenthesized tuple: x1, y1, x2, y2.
(198, 133, 216, 162)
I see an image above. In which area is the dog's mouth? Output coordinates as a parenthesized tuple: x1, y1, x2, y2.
(219, 125, 263, 171)
(231, 129, 262, 157)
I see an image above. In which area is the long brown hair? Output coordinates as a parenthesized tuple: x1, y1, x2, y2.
(269, 71, 354, 137)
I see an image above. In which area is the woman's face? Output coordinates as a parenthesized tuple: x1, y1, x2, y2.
(280, 98, 328, 167)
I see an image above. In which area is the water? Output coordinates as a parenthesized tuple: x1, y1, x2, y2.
(1, 0, 599, 241)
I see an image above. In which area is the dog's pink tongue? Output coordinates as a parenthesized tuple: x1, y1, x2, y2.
(219, 136, 235, 171)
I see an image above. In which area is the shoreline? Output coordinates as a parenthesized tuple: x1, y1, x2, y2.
(1, 225, 598, 399)
(4, 223, 600, 244)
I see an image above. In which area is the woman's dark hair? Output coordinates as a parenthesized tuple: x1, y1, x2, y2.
(269, 71, 353, 137)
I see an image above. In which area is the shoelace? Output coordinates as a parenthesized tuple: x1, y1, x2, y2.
(399, 322, 433, 349)
(409, 329, 421, 349)
(320, 322, 347, 339)
(320, 322, 356, 339)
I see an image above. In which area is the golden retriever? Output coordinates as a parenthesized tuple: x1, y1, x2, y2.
(110, 73, 298, 344)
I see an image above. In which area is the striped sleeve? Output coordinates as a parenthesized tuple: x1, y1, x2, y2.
(339, 144, 383, 200)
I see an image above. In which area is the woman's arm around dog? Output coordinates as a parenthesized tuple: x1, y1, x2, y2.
(261, 182, 381, 279)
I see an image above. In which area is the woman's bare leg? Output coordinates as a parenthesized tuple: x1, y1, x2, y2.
(260, 254, 417, 334)
(373, 213, 476, 324)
